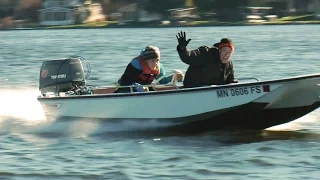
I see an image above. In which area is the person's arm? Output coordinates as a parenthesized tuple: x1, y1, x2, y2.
(154, 64, 171, 84)
(225, 62, 238, 84)
(177, 45, 211, 66)
(176, 31, 211, 67)
(154, 64, 183, 84)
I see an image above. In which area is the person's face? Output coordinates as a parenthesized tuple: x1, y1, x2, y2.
(219, 47, 234, 64)
(145, 59, 159, 70)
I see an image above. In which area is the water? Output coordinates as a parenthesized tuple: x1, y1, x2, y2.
(0, 25, 320, 179)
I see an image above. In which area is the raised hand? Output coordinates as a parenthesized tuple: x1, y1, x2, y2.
(176, 31, 191, 50)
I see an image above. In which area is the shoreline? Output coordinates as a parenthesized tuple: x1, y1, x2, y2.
(1, 20, 320, 31)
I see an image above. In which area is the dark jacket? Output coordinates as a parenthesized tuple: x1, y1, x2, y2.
(177, 45, 236, 88)
(118, 57, 172, 86)
(115, 57, 175, 93)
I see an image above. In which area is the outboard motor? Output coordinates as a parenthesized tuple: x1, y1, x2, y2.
(39, 56, 90, 96)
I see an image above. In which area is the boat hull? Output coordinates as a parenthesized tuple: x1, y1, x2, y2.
(38, 73, 320, 130)
(168, 101, 320, 133)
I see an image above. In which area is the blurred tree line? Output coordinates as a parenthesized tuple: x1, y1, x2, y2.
(0, 0, 40, 21)
(97, 0, 314, 21)
(0, 0, 252, 22)
(142, 0, 248, 12)
(142, 0, 249, 21)
(0, 0, 314, 23)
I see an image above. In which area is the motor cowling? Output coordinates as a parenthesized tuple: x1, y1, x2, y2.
(39, 57, 86, 95)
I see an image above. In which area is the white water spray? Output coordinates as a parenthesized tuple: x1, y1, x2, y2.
(267, 110, 320, 131)
(0, 88, 46, 122)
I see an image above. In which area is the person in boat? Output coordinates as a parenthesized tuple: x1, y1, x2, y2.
(115, 45, 184, 93)
(176, 31, 238, 88)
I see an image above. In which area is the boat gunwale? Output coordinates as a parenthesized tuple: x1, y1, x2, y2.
(37, 73, 320, 101)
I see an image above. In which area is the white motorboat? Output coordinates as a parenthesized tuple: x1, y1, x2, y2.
(37, 56, 320, 131)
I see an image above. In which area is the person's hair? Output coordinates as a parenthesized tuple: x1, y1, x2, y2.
(140, 46, 160, 60)
(213, 38, 234, 51)
(220, 38, 233, 44)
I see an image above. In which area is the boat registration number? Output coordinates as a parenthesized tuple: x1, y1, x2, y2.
(43, 103, 63, 109)
(216, 85, 269, 98)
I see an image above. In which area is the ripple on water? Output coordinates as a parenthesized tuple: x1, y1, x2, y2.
(162, 156, 184, 162)
(257, 146, 277, 152)
(246, 158, 274, 167)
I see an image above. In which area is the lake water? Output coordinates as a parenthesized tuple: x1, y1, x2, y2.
(0, 25, 320, 179)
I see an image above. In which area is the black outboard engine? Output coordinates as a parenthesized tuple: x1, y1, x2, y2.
(39, 56, 89, 96)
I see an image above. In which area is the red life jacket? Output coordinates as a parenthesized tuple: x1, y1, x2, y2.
(137, 56, 160, 84)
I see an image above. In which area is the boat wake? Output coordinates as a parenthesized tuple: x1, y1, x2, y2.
(267, 110, 320, 132)
(0, 89, 46, 121)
